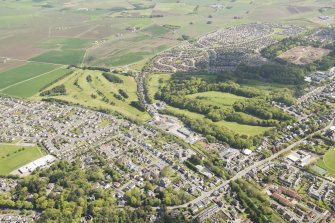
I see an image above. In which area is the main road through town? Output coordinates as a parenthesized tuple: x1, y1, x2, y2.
(168, 119, 334, 210)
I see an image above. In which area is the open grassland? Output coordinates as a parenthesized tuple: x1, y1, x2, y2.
(142, 24, 170, 38)
(186, 91, 247, 107)
(2, 68, 72, 97)
(0, 143, 46, 175)
(0, 63, 61, 90)
(147, 73, 172, 102)
(36, 69, 151, 121)
(166, 106, 272, 137)
(317, 149, 335, 176)
(240, 80, 295, 95)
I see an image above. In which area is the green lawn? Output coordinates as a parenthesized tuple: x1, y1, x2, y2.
(186, 91, 247, 107)
(317, 149, 335, 176)
(216, 119, 273, 136)
(0, 143, 46, 175)
(3, 68, 71, 97)
(0, 63, 60, 90)
(30, 50, 86, 65)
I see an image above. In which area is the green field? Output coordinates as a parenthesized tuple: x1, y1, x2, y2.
(3, 68, 71, 97)
(0, 63, 61, 90)
(186, 91, 247, 107)
(36, 69, 151, 121)
(316, 149, 335, 176)
(142, 24, 170, 37)
(166, 106, 272, 136)
(30, 50, 86, 65)
(37, 38, 92, 50)
(0, 143, 46, 175)
(147, 73, 172, 101)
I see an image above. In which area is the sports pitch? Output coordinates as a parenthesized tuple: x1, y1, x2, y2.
(317, 149, 335, 176)
(0, 143, 46, 175)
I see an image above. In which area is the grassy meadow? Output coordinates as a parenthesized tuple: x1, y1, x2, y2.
(0, 143, 46, 175)
(3, 68, 72, 97)
(0, 63, 61, 90)
(316, 149, 335, 176)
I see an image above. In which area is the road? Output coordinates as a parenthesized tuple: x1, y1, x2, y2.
(168, 119, 334, 210)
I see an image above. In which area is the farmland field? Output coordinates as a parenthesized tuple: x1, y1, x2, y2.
(30, 50, 86, 66)
(0, 143, 46, 175)
(2, 68, 72, 97)
(0, 63, 61, 90)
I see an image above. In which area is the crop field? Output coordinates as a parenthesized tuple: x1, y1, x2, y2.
(30, 37, 92, 65)
(2, 68, 71, 98)
(0, 0, 331, 72)
(278, 46, 331, 65)
(0, 63, 61, 91)
(0, 143, 46, 175)
(30, 50, 86, 66)
(316, 149, 335, 176)
(166, 106, 272, 137)
(36, 69, 151, 121)
(84, 34, 176, 67)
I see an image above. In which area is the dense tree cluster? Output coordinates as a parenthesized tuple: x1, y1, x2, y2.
(40, 84, 67, 96)
(230, 179, 279, 223)
(0, 161, 190, 223)
(236, 64, 305, 85)
(163, 109, 253, 149)
(156, 76, 295, 147)
(118, 89, 129, 99)
(233, 99, 292, 121)
(102, 73, 123, 83)
(130, 101, 146, 112)
(86, 75, 93, 83)
(157, 78, 293, 126)
(187, 155, 229, 179)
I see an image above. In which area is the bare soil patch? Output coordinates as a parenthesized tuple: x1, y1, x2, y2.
(278, 46, 331, 65)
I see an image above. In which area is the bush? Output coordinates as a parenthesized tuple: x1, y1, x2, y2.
(102, 73, 123, 83)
